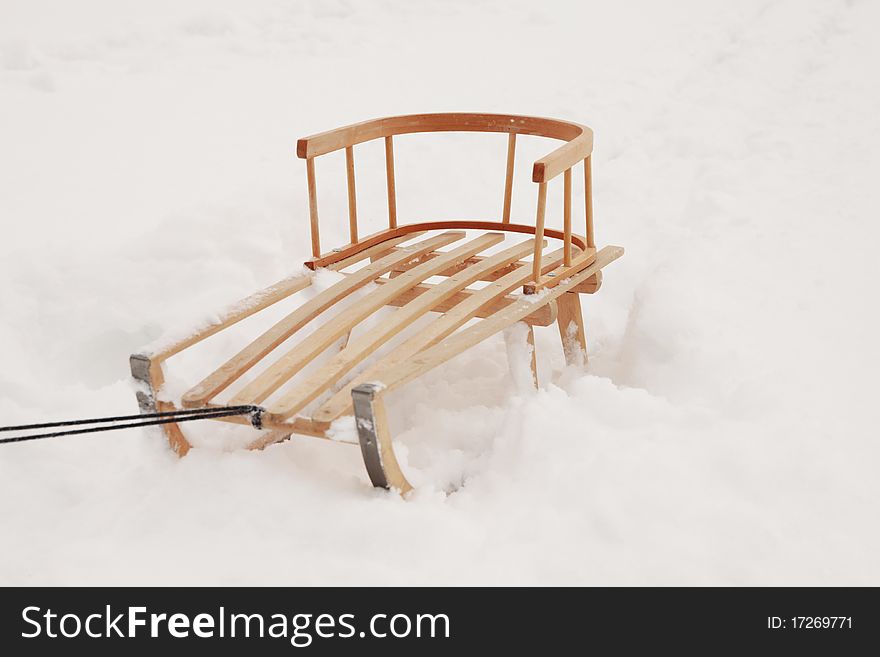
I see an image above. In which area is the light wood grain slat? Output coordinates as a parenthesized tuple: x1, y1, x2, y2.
(230, 233, 505, 407)
(374, 280, 557, 325)
(268, 239, 539, 419)
(379, 250, 523, 281)
(311, 248, 569, 425)
(150, 274, 313, 363)
(356, 246, 624, 396)
(328, 232, 426, 271)
(181, 231, 465, 408)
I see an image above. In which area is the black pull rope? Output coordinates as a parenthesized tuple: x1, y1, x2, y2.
(0, 405, 264, 445)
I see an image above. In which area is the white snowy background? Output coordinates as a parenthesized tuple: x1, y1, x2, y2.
(1, 0, 878, 585)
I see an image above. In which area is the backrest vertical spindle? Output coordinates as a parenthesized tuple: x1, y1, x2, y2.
(584, 156, 594, 249)
(563, 167, 572, 266)
(384, 136, 397, 229)
(306, 157, 320, 257)
(345, 146, 358, 243)
(502, 132, 517, 223)
(532, 181, 548, 285)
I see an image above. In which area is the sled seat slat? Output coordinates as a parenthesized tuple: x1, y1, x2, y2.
(380, 248, 539, 281)
(310, 246, 570, 426)
(228, 232, 506, 407)
(150, 274, 313, 364)
(375, 280, 557, 324)
(148, 232, 426, 369)
(357, 245, 624, 397)
(267, 238, 541, 420)
(323, 231, 426, 270)
(181, 231, 465, 408)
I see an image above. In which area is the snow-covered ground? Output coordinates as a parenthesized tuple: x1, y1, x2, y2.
(1, 0, 878, 585)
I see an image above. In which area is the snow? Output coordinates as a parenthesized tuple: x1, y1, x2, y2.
(1, 0, 879, 585)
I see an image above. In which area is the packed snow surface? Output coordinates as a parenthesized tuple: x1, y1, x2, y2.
(1, 0, 878, 585)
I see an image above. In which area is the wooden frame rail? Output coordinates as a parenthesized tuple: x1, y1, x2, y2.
(296, 113, 595, 288)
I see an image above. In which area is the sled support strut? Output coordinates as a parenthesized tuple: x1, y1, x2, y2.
(352, 383, 413, 494)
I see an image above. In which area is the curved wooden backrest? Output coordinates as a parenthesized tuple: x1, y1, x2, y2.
(296, 113, 592, 183)
(296, 113, 595, 284)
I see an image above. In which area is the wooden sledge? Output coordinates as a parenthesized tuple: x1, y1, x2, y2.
(130, 113, 623, 493)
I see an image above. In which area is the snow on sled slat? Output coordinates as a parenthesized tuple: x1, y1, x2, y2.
(181, 231, 465, 408)
(149, 233, 424, 366)
(149, 275, 313, 364)
(310, 247, 569, 426)
(266, 238, 541, 420)
(228, 232, 505, 407)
